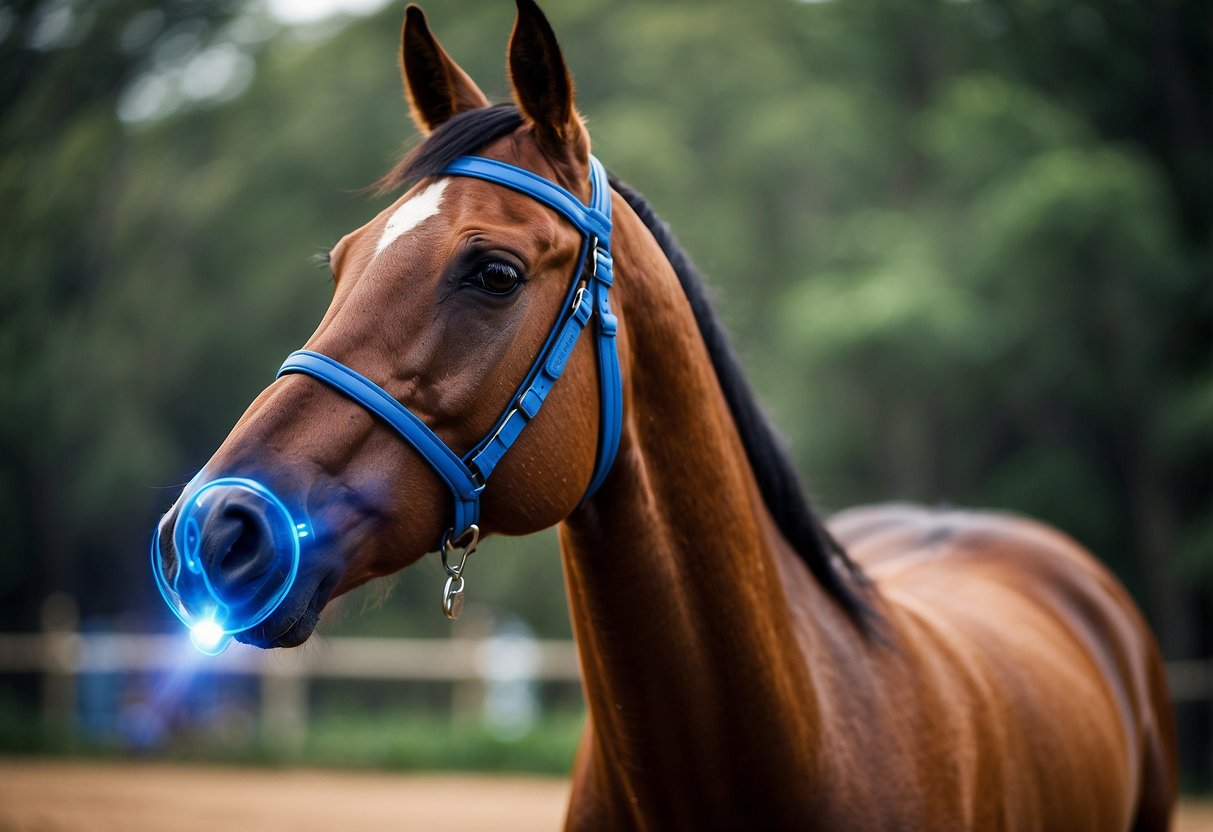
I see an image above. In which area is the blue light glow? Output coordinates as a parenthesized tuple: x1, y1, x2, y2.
(151, 477, 305, 655)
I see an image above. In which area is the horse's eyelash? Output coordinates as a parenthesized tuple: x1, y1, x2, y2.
(312, 250, 333, 270)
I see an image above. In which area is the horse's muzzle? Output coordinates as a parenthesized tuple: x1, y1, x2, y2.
(152, 477, 305, 653)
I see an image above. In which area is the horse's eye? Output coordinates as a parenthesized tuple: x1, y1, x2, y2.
(468, 261, 525, 296)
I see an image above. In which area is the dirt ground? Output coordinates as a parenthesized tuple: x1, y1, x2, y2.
(0, 760, 569, 832)
(0, 759, 1209, 831)
(1180, 802, 1213, 832)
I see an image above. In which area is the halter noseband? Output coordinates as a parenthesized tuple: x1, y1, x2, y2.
(276, 155, 622, 570)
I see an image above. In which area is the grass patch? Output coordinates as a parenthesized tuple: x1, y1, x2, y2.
(300, 712, 583, 774)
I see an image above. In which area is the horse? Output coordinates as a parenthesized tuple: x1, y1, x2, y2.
(152, 1, 1177, 827)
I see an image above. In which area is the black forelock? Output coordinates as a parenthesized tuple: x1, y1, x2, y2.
(377, 104, 524, 193)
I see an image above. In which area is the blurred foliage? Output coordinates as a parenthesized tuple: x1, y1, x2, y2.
(0, 0, 1208, 715)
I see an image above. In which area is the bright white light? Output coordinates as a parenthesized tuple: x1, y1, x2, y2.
(266, 0, 393, 26)
(189, 618, 226, 653)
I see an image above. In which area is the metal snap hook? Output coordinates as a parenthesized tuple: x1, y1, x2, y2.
(440, 524, 479, 577)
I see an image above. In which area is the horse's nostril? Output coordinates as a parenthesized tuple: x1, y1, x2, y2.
(152, 477, 304, 650)
(206, 501, 277, 601)
(219, 506, 264, 565)
(230, 522, 259, 562)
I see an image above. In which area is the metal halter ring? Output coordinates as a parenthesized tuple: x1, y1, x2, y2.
(442, 574, 466, 620)
(588, 236, 600, 278)
(441, 524, 479, 578)
(440, 525, 477, 620)
(571, 285, 588, 311)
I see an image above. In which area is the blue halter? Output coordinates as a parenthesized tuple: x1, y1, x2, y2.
(277, 155, 622, 554)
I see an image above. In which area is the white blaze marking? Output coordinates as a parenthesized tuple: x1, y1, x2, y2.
(374, 179, 448, 257)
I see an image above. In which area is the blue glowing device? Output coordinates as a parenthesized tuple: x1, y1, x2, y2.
(151, 477, 304, 655)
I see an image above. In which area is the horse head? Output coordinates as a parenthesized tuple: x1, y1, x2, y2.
(152, 0, 625, 650)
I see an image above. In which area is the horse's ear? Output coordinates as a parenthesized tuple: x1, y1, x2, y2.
(401, 4, 489, 135)
(507, 0, 589, 165)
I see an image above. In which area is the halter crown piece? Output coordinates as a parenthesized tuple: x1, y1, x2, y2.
(277, 155, 622, 618)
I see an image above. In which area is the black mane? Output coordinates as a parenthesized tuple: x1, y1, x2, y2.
(384, 104, 877, 631)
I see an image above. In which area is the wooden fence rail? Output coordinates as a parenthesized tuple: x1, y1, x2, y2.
(3, 631, 1206, 695)
(0, 632, 581, 680)
(0, 630, 582, 748)
(1, 630, 1209, 750)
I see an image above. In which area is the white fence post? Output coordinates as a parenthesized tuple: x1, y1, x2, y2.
(261, 662, 307, 752)
(39, 593, 79, 733)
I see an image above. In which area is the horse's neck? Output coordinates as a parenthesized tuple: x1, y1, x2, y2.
(559, 208, 838, 817)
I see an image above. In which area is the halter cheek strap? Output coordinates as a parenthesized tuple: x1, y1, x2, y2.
(277, 154, 621, 553)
